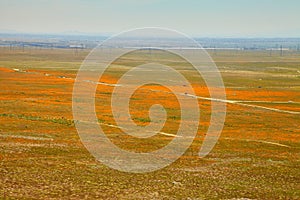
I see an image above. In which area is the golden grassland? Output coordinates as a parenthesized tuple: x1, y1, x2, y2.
(0, 47, 299, 199)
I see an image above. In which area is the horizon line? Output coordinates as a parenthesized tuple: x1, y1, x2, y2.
(0, 30, 299, 39)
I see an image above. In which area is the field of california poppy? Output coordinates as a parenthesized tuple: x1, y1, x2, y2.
(0, 47, 299, 199)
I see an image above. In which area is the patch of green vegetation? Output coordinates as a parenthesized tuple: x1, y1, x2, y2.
(132, 117, 151, 123)
(0, 113, 74, 126)
(169, 115, 180, 120)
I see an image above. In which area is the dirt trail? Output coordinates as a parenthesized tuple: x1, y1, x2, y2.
(223, 137, 292, 148)
(0, 134, 53, 141)
(100, 121, 295, 148)
(182, 94, 300, 115)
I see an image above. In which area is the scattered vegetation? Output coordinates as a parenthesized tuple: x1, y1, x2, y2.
(0, 48, 299, 199)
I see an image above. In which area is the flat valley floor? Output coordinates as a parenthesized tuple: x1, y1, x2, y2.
(0, 48, 299, 199)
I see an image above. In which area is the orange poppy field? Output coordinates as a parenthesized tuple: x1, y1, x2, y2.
(0, 47, 299, 199)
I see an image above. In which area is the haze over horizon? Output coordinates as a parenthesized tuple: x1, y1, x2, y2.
(1, 0, 300, 38)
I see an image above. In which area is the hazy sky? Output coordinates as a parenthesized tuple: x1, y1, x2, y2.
(1, 0, 299, 37)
